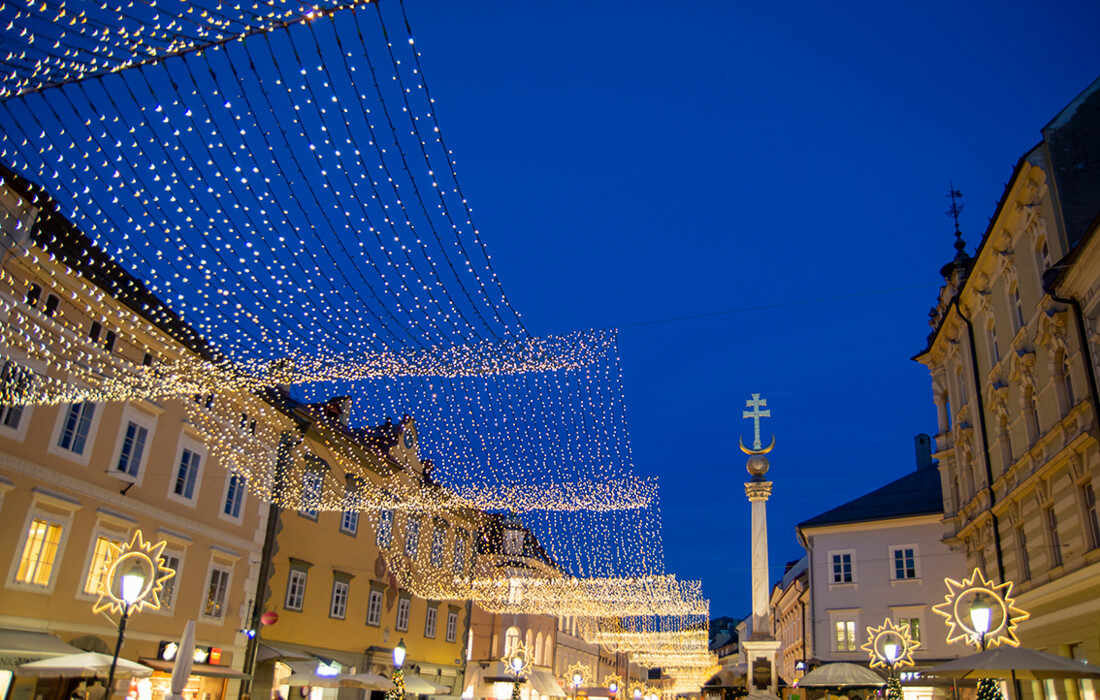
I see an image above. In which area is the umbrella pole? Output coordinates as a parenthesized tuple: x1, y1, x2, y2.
(1011, 671, 1020, 700)
(952, 679, 958, 700)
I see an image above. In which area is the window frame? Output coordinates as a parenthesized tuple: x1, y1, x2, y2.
(156, 551, 184, 614)
(200, 562, 233, 622)
(8, 509, 72, 593)
(285, 569, 308, 612)
(396, 595, 411, 632)
(828, 550, 856, 585)
(167, 436, 207, 506)
(329, 578, 350, 620)
(0, 401, 32, 441)
(452, 529, 467, 576)
(109, 406, 157, 486)
(889, 545, 919, 581)
(220, 471, 247, 523)
(50, 401, 102, 465)
(430, 524, 446, 568)
(404, 515, 421, 558)
(340, 509, 359, 536)
(377, 508, 394, 549)
(424, 604, 438, 639)
(833, 619, 857, 652)
(446, 609, 458, 643)
(366, 589, 384, 626)
(1046, 505, 1063, 568)
(1082, 482, 1100, 551)
(80, 528, 129, 599)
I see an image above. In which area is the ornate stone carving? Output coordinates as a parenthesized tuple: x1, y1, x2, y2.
(1037, 308, 1069, 359)
(986, 382, 1010, 427)
(998, 249, 1018, 285)
(744, 481, 773, 502)
(1009, 350, 1037, 391)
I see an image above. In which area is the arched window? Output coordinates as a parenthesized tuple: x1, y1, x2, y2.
(1024, 387, 1040, 445)
(534, 633, 544, 667)
(525, 629, 533, 653)
(1061, 352, 1075, 411)
(504, 627, 521, 656)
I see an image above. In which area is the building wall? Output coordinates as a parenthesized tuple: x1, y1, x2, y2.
(0, 183, 269, 700)
(800, 514, 964, 665)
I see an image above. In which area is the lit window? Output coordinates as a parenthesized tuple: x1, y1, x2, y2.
(504, 627, 520, 655)
(58, 403, 96, 455)
(366, 589, 383, 626)
(116, 421, 149, 478)
(834, 620, 856, 651)
(16, 517, 63, 586)
(330, 580, 349, 619)
(396, 597, 411, 631)
(223, 474, 245, 519)
(173, 448, 202, 500)
(84, 534, 124, 595)
(285, 569, 307, 611)
(377, 509, 394, 548)
(424, 606, 437, 638)
(203, 566, 231, 619)
(160, 553, 181, 611)
(898, 618, 921, 643)
(446, 610, 458, 643)
(892, 548, 916, 579)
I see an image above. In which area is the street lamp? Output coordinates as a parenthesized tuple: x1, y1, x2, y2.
(569, 668, 585, 700)
(969, 594, 992, 651)
(387, 639, 407, 700)
(883, 640, 899, 678)
(106, 561, 147, 700)
(605, 674, 622, 699)
(633, 688, 642, 700)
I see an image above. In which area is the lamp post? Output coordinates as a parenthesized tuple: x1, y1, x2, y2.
(106, 561, 147, 699)
(969, 593, 993, 651)
(388, 639, 407, 700)
(571, 670, 584, 700)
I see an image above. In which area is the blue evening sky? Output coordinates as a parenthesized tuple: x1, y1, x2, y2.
(398, 0, 1100, 617)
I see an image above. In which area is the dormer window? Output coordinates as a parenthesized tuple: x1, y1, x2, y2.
(89, 321, 102, 342)
(103, 330, 117, 352)
(43, 294, 59, 318)
(25, 283, 41, 307)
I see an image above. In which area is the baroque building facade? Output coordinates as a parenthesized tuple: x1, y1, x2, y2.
(913, 76, 1100, 677)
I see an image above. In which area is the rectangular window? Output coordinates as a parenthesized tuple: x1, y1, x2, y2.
(84, 534, 124, 595)
(898, 618, 921, 643)
(1012, 287, 1025, 331)
(1, 404, 24, 430)
(396, 597, 411, 631)
(1016, 526, 1031, 580)
(377, 509, 394, 548)
(892, 548, 916, 579)
(341, 509, 359, 535)
(366, 590, 383, 626)
(43, 294, 59, 318)
(58, 403, 96, 455)
(330, 580, 349, 619)
(1047, 507, 1063, 567)
(116, 421, 149, 478)
(834, 620, 856, 651)
(1084, 484, 1100, 551)
(160, 553, 181, 611)
(988, 324, 1000, 365)
(16, 517, 63, 586)
(103, 330, 117, 352)
(25, 283, 41, 307)
(446, 610, 458, 643)
(430, 526, 445, 567)
(831, 553, 853, 583)
(174, 448, 202, 500)
(424, 606, 438, 638)
(404, 516, 421, 558)
(453, 530, 467, 576)
(203, 566, 231, 619)
(285, 570, 307, 611)
(223, 474, 245, 519)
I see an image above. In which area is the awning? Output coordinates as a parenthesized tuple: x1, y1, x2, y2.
(256, 645, 313, 663)
(139, 659, 251, 680)
(528, 670, 566, 698)
(404, 674, 451, 695)
(0, 630, 84, 670)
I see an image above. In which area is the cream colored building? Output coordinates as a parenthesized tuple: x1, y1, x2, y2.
(768, 556, 807, 688)
(0, 170, 267, 700)
(913, 75, 1100, 690)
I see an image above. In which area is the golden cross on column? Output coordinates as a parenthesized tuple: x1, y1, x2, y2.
(742, 393, 770, 450)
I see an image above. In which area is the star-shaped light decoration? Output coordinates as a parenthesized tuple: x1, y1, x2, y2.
(628, 682, 647, 700)
(860, 618, 920, 669)
(932, 568, 1029, 649)
(604, 674, 624, 696)
(564, 662, 590, 690)
(92, 530, 175, 615)
(503, 644, 533, 679)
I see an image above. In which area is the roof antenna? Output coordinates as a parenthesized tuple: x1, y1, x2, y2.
(947, 184, 966, 252)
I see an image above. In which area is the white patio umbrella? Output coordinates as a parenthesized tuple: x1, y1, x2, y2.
(165, 620, 197, 700)
(403, 674, 451, 695)
(339, 673, 396, 691)
(285, 672, 346, 688)
(796, 663, 885, 688)
(19, 652, 153, 678)
(925, 647, 1100, 680)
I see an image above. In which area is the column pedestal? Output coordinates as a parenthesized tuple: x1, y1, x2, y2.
(741, 639, 782, 700)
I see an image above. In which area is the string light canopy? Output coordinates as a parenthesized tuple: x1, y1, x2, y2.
(932, 568, 1029, 649)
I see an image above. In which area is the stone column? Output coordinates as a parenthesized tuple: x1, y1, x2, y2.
(742, 453, 780, 700)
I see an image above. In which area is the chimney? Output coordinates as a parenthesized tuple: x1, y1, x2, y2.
(914, 433, 935, 471)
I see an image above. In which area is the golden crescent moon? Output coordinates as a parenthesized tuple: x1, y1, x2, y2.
(739, 435, 776, 455)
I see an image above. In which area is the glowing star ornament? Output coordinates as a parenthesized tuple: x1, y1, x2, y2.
(91, 530, 175, 615)
(503, 644, 532, 678)
(932, 568, 1029, 649)
(565, 663, 589, 690)
(860, 618, 920, 670)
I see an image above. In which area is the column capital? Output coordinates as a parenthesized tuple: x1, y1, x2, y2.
(745, 481, 772, 502)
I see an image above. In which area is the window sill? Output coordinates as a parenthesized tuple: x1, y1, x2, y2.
(890, 577, 922, 587)
(828, 582, 858, 590)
